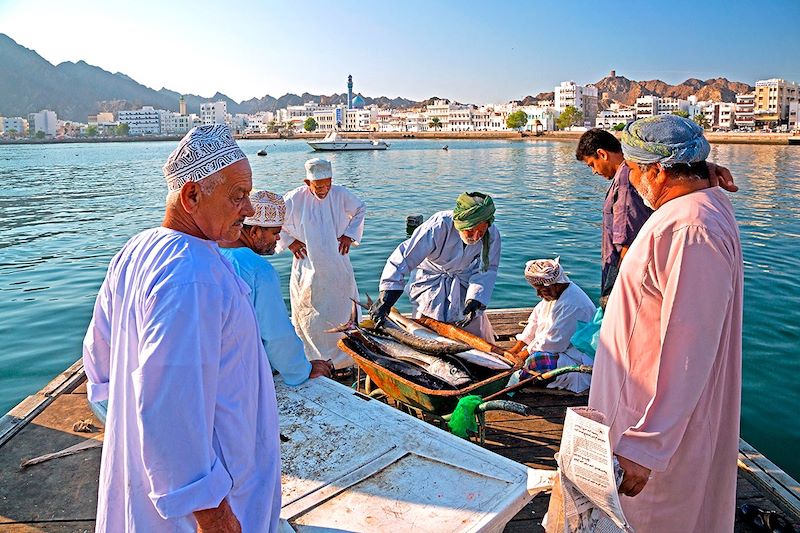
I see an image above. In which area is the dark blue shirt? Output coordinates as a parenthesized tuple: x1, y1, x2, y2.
(601, 162, 652, 297)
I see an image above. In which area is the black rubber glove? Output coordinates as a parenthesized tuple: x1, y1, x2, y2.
(370, 290, 403, 328)
(456, 299, 485, 328)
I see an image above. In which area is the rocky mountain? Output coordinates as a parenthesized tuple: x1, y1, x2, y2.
(593, 74, 753, 109)
(0, 33, 421, 121)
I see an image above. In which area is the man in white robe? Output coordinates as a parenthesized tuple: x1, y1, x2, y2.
(589, 115, 743, 532)
(82, 125, 281, 532)
(278, 158, 366, 371)
(508, 258, 595, 393)
(373, 192, 500, 341)
(219, 190, 333, 385)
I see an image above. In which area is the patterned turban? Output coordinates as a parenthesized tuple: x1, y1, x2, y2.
(452, 192, 495, 231)
(620, 115, 710, 168)
(244, 191, 285, 228)
(305, 158, 333, 181)
(163, 124, 247, 192)
(524, 258, 570, 287)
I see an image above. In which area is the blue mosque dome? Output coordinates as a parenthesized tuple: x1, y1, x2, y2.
(351, 95, 366, 109)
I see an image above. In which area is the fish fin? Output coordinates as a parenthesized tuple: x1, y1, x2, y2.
(365, 293, 374, 308)
(353, 296, 371, 311)
(326, 301, 359, 333)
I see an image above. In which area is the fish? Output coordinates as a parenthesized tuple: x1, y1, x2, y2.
(341, 332, 457, 391)
(331, 302, 473, 388)
(358, 296, 472, 355)
(414, 315, 518, 366)
(388, 309, 512, 370)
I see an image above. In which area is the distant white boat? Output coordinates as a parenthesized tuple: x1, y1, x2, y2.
(308, 130, 389, 151)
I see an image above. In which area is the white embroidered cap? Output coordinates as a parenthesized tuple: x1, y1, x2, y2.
(244, 190, 286, 227)
(162, 124, 247, 191)
(304, 158, 333, 181)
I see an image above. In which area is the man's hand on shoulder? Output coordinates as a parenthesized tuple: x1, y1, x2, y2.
(616, 454, 651, 498)
(338, 235, 354, 255)
(309, 360, 334, 379)
(195, 499, 241, 533)
(707, 162, 739, 192)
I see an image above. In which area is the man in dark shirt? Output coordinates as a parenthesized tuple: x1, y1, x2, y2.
(576, 128, 739, 308)
(576, 129, 650, 307)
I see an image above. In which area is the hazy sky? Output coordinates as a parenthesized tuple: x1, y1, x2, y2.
(2, 0, 799, 103)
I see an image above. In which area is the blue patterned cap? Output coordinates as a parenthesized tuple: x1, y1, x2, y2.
(163, 124, 247, 191)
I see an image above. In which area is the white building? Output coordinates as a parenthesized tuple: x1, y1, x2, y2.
(734, 93, 755, 130)
(520, 106, 557, 132)
(635, 95, 658, 119)
(200, 101, 228, 125)
(702, 102, 736, 131)
(160, 111, 193, 135)
(2, 117, 28, 136)
(28, 109, 58, 136)
(657, 97, 690, 115)
(554, 81, 598, 127)
(595, 103, 636, 129)
(118, 106, 161, 135)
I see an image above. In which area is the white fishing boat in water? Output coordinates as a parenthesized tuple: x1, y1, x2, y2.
(308, 130, 389, 151)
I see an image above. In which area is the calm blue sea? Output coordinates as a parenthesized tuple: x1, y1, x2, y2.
(1, 138, 798, 478)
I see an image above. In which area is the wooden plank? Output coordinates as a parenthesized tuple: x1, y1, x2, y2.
(738, 438, 800, 519)
(0, 360, 86, 448)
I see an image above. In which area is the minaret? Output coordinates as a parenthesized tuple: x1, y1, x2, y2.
(347, 75, 353, 109)
(179, 95, 187, 116)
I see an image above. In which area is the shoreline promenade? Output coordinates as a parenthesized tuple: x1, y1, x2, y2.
(1, 130, 797, 146)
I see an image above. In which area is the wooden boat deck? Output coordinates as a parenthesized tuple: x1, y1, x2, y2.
(0, 309, 797, 531)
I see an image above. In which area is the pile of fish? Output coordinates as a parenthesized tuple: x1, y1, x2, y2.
(331, 300, 512, 390)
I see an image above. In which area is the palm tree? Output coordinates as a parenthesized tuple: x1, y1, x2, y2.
(693, 112, 710, 130)
(428, 117, 442, 131)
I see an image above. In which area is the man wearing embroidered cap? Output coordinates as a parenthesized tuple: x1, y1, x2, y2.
(507, 258, 595, 393)
(82, 125, 282, 532)
(279, 158, 366, 372)
(373, 192, 500, 341)
(220, 190, 333, 385)
(588, 115, 743, 532)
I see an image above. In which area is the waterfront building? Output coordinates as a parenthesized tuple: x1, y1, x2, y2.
(595, 103, 636, 130)
(200, 100, 228, 125)
(118, 106, 161, 135)
(735, 93, 755, 130)
(554, 81, 598, 127)
(702, 102, 736, 131)
(28, 109, 58, 136)
(160, 111, 192, 135)
(471, 107, 492, 130)
(520, 106, 557, 132)
(344, 107, 375, 131)
(4, 117, 30, 136)
(657, 97, 690, 115)
(754, 78, 799, 130)
(405, 112, 428, 132)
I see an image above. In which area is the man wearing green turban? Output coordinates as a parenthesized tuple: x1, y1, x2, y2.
(372, 192, 501, 341)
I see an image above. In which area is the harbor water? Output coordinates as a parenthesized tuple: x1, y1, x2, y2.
(1, 138, 798, 479)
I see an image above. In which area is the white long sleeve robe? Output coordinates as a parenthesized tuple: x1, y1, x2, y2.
(516, 282, 595, 392)
(82, 227, 281, 532)
(379, 210, 500, 341)
(278, 184, 366, 368)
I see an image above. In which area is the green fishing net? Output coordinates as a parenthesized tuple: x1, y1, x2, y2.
(447, 395, 483, 438)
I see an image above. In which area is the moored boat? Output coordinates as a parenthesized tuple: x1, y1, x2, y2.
(308, 130, 389, 151)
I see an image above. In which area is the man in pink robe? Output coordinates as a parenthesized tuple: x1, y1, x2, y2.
(588, 115, 743, 532)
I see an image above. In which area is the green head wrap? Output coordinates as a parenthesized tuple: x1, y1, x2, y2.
(453, 192, 495, 272)
(453, 192, 495, 230)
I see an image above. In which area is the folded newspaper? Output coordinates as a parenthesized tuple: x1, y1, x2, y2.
(544, 407, 633, 532)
